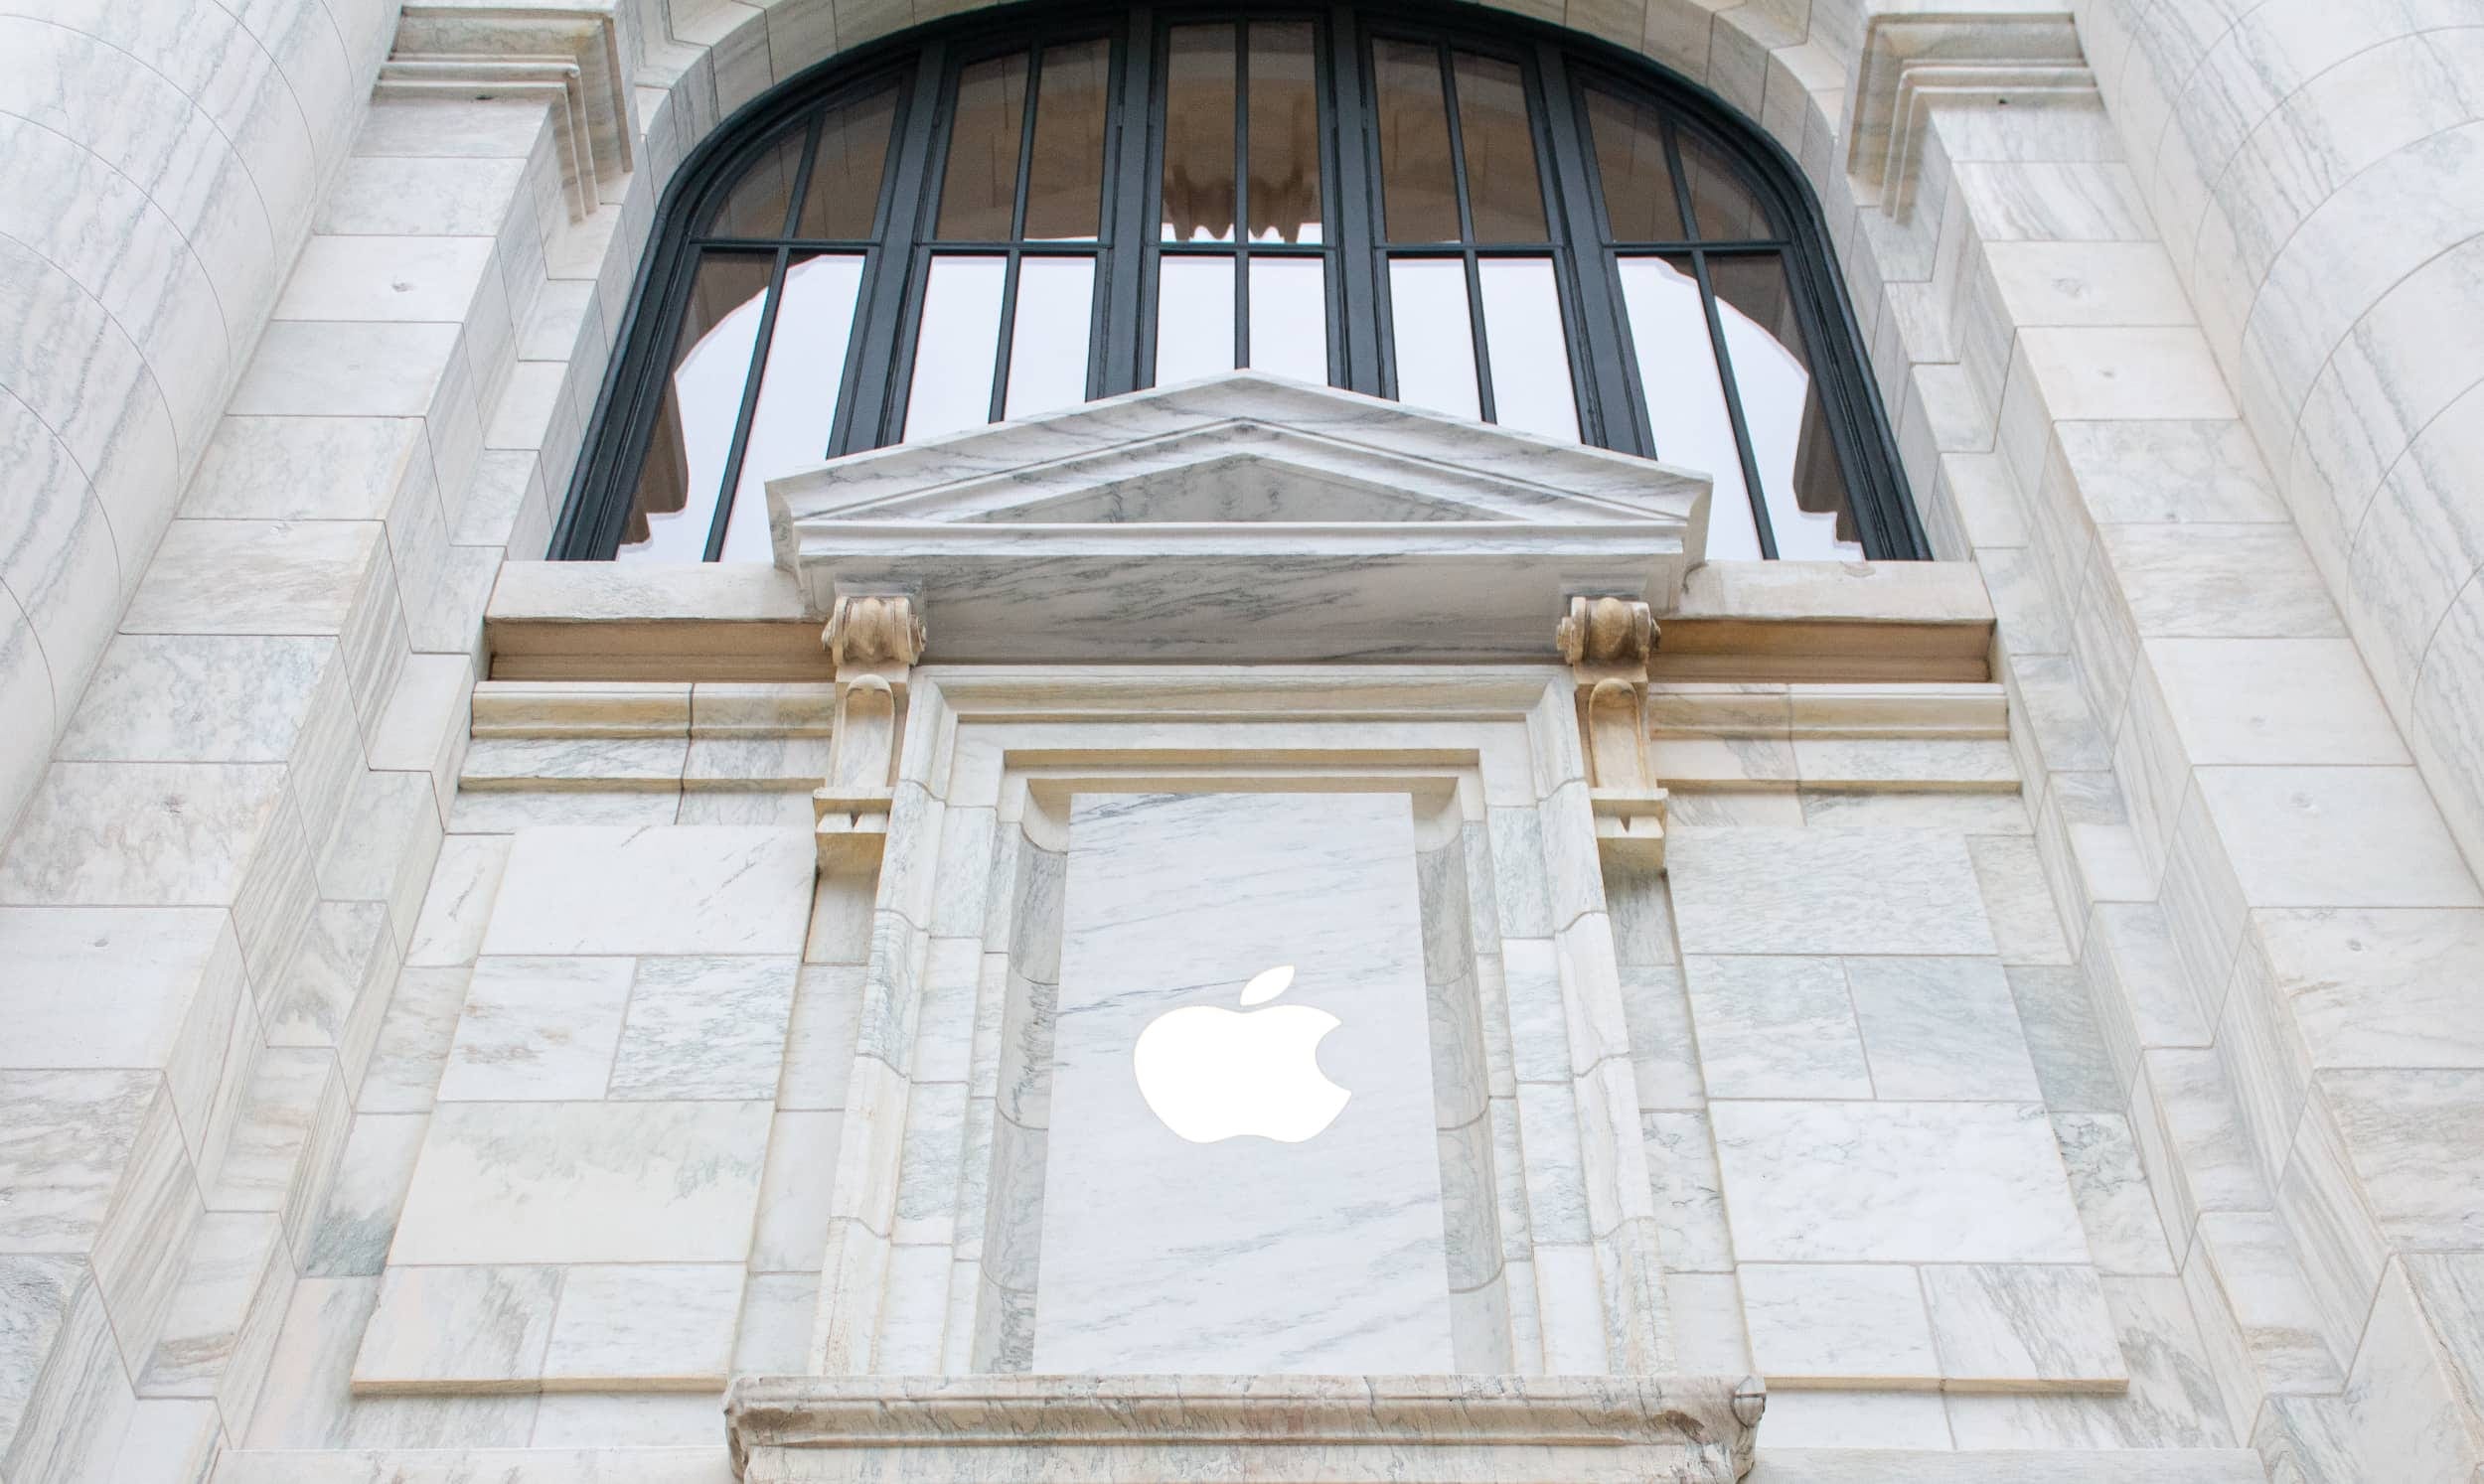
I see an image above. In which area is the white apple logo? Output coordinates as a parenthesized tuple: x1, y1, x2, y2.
(1131, 965, 1352, 1143)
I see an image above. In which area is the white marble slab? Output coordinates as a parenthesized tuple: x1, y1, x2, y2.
(388, 1101, 772, 1265)
(609, 957, 798, 1101)
(1683, 955, 1871, 1100)
(540, 1264, 744, 1389)
(1034, 792, 1454, 1374)
(435, 957, 635, 1102)
(1921, 1263, 2126, 1388)
(1844, 957, 2045, 1102)
(1668, 827, 2000, 957)
(479, 826, 815, 956)
(352, 1264, 559, 1391)
(1711, 1101, 2091, 1263)
(1739, 1263, 1939, 1386)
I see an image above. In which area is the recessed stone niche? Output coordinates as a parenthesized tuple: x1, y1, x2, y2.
(807, 667, 1673, 1380)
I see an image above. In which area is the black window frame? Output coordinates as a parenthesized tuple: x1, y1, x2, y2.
(554, 0, 1925, 561)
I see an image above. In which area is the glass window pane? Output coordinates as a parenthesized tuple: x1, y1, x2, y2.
(1247, 256, 1326, 384)
(621, 254, 774, 560)
(1023, 41, 1110, 241)
(1680, 132, 1773, 241)
(1162, 26, 1238, 243)
(1247, 22, 1321, 244)
(1156, 254, 1236, 385)
(1477, 257, 1576, 442)
(1614, 255, 1761, 560)
(720, 253, 866, 562)
(938, 55, 1027, 239)
(1708, 254, 1859, 558)
(904, 253, 1007, 439)
(1388, 257, 1479, 421)
(1004, 255, 1097, 418)
(793, 85, 897, 239)
(703, 127, 804, 237)
(1452, 53, 1545, 241)
(1373, 40, 1459, 243)
(1584, 88, 1685, 241)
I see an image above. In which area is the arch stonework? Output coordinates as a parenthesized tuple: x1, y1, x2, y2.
(0, 0, 2480, 1478)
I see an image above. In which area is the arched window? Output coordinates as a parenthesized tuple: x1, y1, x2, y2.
(558, 3, 1922, 561)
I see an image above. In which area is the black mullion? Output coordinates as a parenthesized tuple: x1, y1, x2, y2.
(1536, 45, 1633, 452)
(1434, 41, 1494, 423)
(851, 45, 950, 449)
(988, 47, 1047, 424)
(699, 245, 792, 560)
(1659, 122, 1775, 557)
(1331, 6, 1383, 393)
(1106, 9, 1153, 395)
(1232, 20, 1251, 371)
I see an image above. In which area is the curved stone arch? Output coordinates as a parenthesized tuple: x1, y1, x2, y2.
(2076, 0, 2484, 869)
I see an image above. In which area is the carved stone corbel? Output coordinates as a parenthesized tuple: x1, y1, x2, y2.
(1558, 595, 1668, 867)
(815, 594, 926, 871)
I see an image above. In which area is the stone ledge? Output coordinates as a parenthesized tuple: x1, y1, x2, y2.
(485, 560, 1993, 683)
(724, 1374, 1766, 1483)
(1748, 1449, 2265, 1483)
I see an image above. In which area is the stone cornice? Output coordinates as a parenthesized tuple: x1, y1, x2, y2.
(724, 1374, 1766, 1483)
(1846, 7, 2094, 222)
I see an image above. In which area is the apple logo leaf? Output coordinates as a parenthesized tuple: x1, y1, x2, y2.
(1238, 964, 1295, 1006)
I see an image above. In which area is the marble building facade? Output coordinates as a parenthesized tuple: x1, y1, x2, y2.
(1, 0, 2482, 1480)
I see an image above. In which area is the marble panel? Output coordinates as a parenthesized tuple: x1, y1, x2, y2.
(1036, 792, 1451, 1375)
(275, 236, 497, 324)
(2052, 1113, 2175, 1276)
(2016, 328, 2238, 421)
(1970, 835, 2074, 966)
(406, 836, 514, 968)
(1845, 957, 2044, 1102)
(2255, 907, 2484, 1072)
(388, 1100, 771, 1264)
(352, 1263, 558, 1391)
(530, 1392, 726, 1447)
(0, 906, 248, 1170)
(1640, 1111, 1732, 1273)
(1796, 791, 2033, 834)
(1682, 956, 1871, 1100)
(0, 1069, 167, 1256)
(1663, 1270, 1749, 1375)
(266, 900, 397, 1095)
(210, 1048, 349, 1261)
(2317, 1068, 2484, 1250)
(1750, 1390, 1956, 1450)
(778, 965, 861, 1112)
(1922, 1263, 2125, 1389)
(320, 155, 531, 235)
(183, 416, 425, 524)
(120, 519, 383, 637)
(2095, 524, 2341, 641)
(0, 762, 290, 915)
(1739, 1263, 1939, 1386)
(751, 1110, 841, 1274)
(1711, 1101, 2089, 1263)
(447, 791, 684, 832)
(1669, 827, 1999, 957)
(2052, 421, 2285, 525)
(436, 956, 635, 1102)
(541, 1264, 744, 1390)
(2193, 767, 2481, 910)
(2184, 1211, 2344, 1438)
(1618, 965, 1702, 1112)
(361, 965, 472, 1114)
(2009, 966, 2123, 1113)
(305, 1113, 428, 1278)
(609, 956, 799, 1101)
(1944, 1275, 2231, 1449)
(91, 1083, 208, 1368)
(480, 825, 814, 956)
(2144, 639, 2407, 766)
(0, 1258, 132, 1484)
(231, 322, 463, 417)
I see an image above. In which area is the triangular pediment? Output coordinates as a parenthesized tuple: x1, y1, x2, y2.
(765, 372, 1715, 663)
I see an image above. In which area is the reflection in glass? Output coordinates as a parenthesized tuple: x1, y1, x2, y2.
(1248, 24, 1321, 243)
(1004, 256, 1097, 418)
(793, 86, 897, 239)
(1162, 26, 1238, 242)
(1452, 53, 1545, 241)
(938, 56, 1028, 239)
(1584, 88, 1685, 241)
(1615, 256, 1760, 559)
(1476, 257, 1576, 442)
(1373, 40, 1458, 242)
(720, 254, 865, 561)
(620, 254, 773, 561)
(1388, 258, 1478, 420)
(1679, 132, 1772, 241)
(904, 254, 1008, 439)
(1709, 254, 1859, 557)
(1248, 257, 1326, 383)
(705, 127, 805, 238)
(1024, 41, 1110, 240)
(1156, 254, 1236, 385)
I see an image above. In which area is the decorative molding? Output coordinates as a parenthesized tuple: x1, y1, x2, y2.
(1847, 9, 2094, 222)
(380, 3, 639, 220)
(726, 1374, 1766, 1483)
(767, 371, 1710, 663)
(815, 596, 923, 870)
(1560, 596, 1669, 867)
